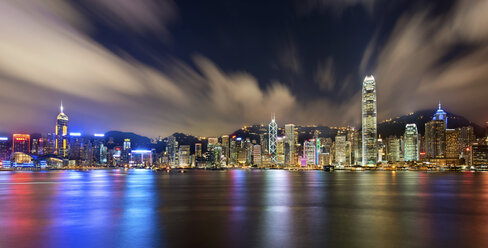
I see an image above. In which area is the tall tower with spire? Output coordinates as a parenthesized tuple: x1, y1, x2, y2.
(268, 113, 278, 165)
(362, 75, 377, 166)
(55, 101, 69, 158)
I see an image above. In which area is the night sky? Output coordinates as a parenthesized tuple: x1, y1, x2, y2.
(1, 0, 487, 137)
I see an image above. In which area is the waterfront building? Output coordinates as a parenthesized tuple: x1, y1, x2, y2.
(377, 136, 386, 163)
(285, 124, 296, 166)
(277, 137, 285, 165)
(166, 136, 178, 165)
(458, 126, 475, 164)
(446, 129, 460, 159)
(68, 133, 83, 162)
(404, 124, 419, 161)
(268, 114, 278, 164)
(304, 140, 316, 166)
(195, 143, 202, 158)
(471, 143, 488, 168)
(179, 145, 191, 167)
(425, 104, 449, 159)
(0, 137, 10, 161)
(12, 134, 30, 154)
(55, 102, 69, 158)
(335, 135, 347, 166)
(362, 75, 377, 166)
(253, 144, 262, 166)
(221, 135, 229, 164)
(387, 137, 402, 163)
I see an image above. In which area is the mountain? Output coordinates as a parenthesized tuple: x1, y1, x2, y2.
(377, 110, 484, 138)
(104, 131, 151, 149)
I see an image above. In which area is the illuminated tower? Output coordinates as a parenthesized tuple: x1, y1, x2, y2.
(404, 124, 419, 161)
(285, 124, 295, 165)
(362, 76, 377, 166)
(55, 102, 69, 158)
(268, 114, 278, 164)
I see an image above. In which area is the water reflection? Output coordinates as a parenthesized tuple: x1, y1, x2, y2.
(0, 170, 487, 247)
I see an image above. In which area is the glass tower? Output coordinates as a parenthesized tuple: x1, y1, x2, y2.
(362, 76, 377, 166)
(404, 124, 419, 161)
(55, 102, 69, 158)
(268, 114, 278, 164)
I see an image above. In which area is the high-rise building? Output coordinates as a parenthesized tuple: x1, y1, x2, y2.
(0, 137, 10, 161)
(221, 135, 229, 165)
(425, 104, 447, 159)
(404, 124, 419, 161)
(195, 143, 202, 158)
(304, 139, 316, 166)
(285, 124, 296, 165)
(335, 135, 347, 166)
(12, 134, 30, 154)
(268, 114, 278, 164)
(55, 102, 69, 158)
(387, 137, 402, 163)
(458, 126, 475, 164)
(276, 137, 285, 165)
(166, 136, 178, 164)
(377, 136, 386, 163)
(362, 75, 377, 166)
(179, 145, 191, 167)
(253, 144, 262, 166)
(471, 143, 488, 168)
(446, 129, 460, 159)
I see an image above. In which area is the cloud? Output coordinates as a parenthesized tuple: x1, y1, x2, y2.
(298, 0, 380, 15)
(278, 39, 303, 75)
(82, 0, 178, 34)
(0, 0, 361, 137)
(369, 0, 488, 124)
(314, 57, 336, 92)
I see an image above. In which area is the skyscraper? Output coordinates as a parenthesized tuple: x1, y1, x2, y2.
(335, 135, 347, 166)
(404, 124, 419, 161)
(362, 75, 377, 166)
(285, 124, 296, 165)
(425, 104, 447, 159)
(12, 134, 30, 154)
(221, 135, 230, 165)
(446, 129, 460, 159)
(55, 102, 69, 158)
(0, 137, 10, 161)
(268, 114, 278, 164)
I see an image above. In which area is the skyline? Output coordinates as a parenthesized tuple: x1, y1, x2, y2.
(1, 0, 488, 137)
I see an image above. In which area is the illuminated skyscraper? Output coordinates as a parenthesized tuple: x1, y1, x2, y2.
(268, 114, 278, 164)
(425, 104, 447, 159)
(285, 124, 295, 165)
(13, 134, 30, 154)
(387, 137, 402, 162)
(253, 144, 262, 166)
(179, 145, 191, 167)
(335, 135, 347, 166)
(304, 139, 316, 166)
(221, 135, 229, 164)
(55, 102, 69, 158)
(0, 137, 9, 161)
(362, 75, 377, 166)
(404, 124, 419, 161)
(195, 143, 202, 157)
(446, 129, 460, 159)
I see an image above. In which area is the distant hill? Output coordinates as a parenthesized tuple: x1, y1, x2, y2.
(378, 110, 484, 138)
(105, 131, 151, 149)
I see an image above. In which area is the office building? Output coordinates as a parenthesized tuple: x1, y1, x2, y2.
(362, 75, 377, 166)
(268, 114, 278, 164)
(404, 124, 419, 161)
(55, 102, 69, 158)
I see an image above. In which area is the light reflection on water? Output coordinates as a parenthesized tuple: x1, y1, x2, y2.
(0, 170, 487, 247)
